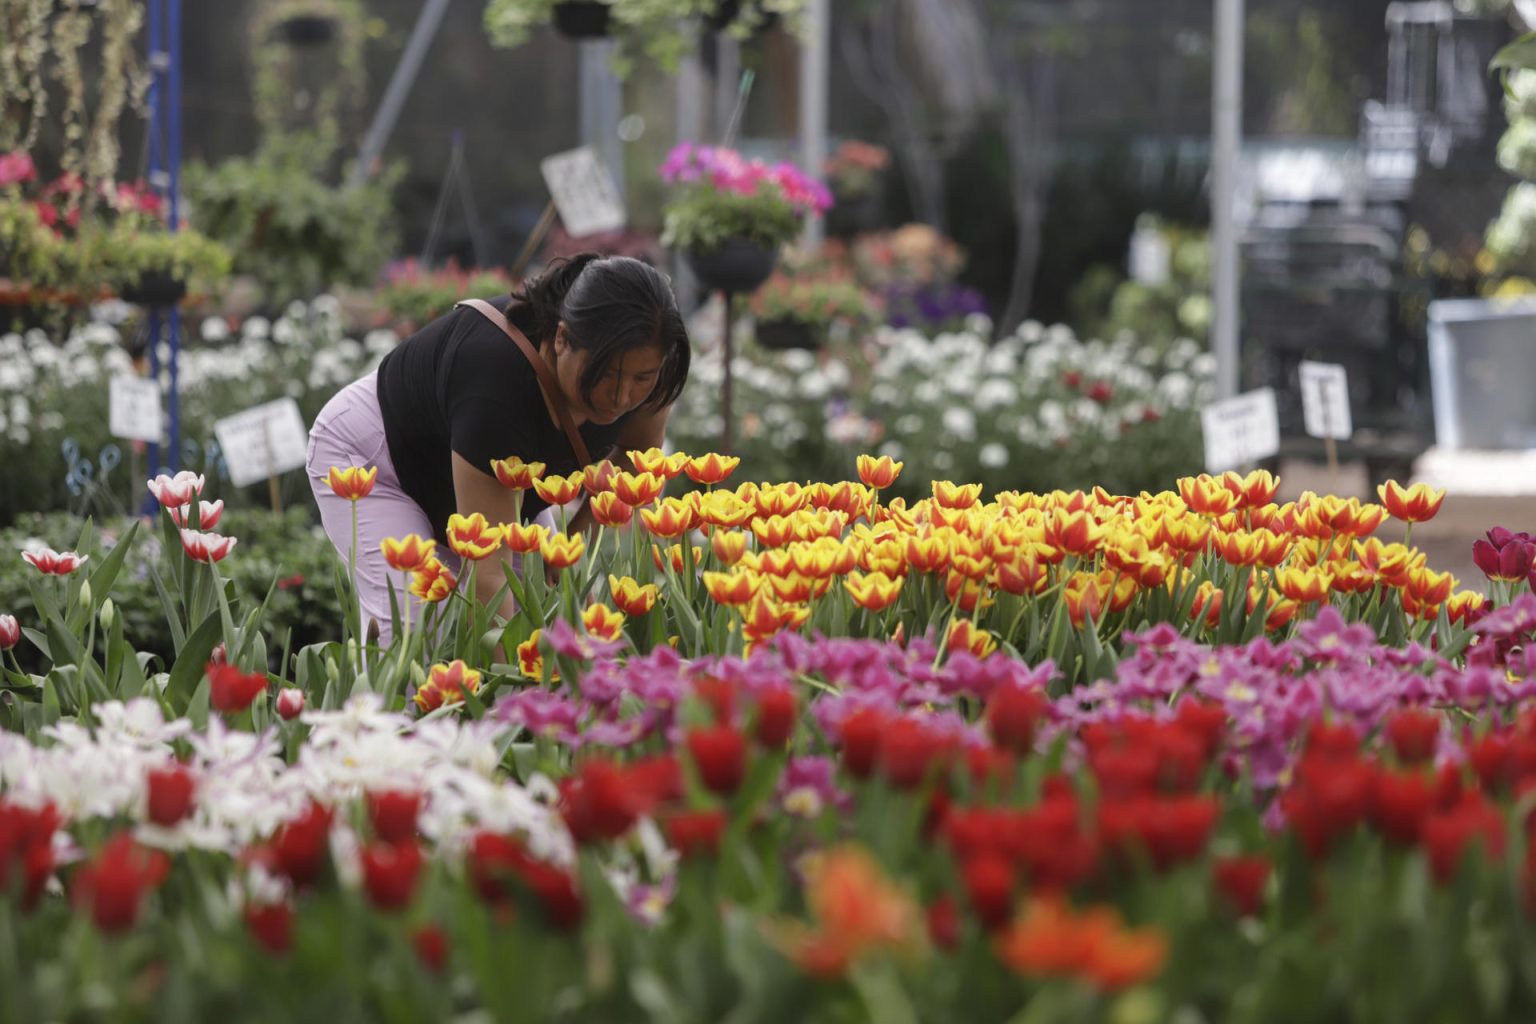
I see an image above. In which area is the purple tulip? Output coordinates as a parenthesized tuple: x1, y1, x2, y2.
(1471, 527, 1536, 582)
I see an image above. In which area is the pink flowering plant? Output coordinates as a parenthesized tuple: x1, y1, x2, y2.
(658, 143, 832, 252)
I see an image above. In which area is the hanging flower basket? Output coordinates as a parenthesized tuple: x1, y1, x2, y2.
(119, 270, 188, 308)
(705, 0, 779, 35)
(685, 238, 778, 295)
(754, 317, 819, 351)
(274, 14, 338, 46)
(553, 1, 612, 38)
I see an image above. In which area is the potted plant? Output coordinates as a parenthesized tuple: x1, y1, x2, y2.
(374, 259, 515, 333)
(109, 223, 233, 308)
(552, 1, 612, 38)
(747, 271, 881, 350)
(822, 139, 889, 238)
(658, 142, 830, 295)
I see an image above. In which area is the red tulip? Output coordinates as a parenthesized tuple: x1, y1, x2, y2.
(360, 840, 424, 911)
(878, 718, 951, 790)
(145, 471, 204, 509)
(367, 789, 422, 845)
(1384, 708, 1441, 765)
(838, 707, 888, 779)
(208, 663, 267, 713)
(986, 685, 1047, 754)
(926, 895, 961, 949)
(0, 613, 19, 650)
(244, 901, 294, 955)
(168, 499, 224, 530)
(145, 764, 196, 827)
(73, 833, 169, 935)
(686, 725, 747, 796)
(662, 808, 728, 859)
(413, 924, 449, 973)
(272, 801, 333, 888)
(1212, 855, 1270, 917)
(1472, 529, 1536, 583)
(560, 759, 642, 843)
(961, 852, 1015, 930)
(1371, 769, 1432, 846)
(753, 685, 798, 748)
(0, 799, 59, 910)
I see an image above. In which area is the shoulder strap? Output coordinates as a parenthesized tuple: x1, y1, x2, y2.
(456, 298, 593, 467)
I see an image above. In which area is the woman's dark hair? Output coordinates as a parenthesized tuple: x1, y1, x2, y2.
(510, 253, 690, 411)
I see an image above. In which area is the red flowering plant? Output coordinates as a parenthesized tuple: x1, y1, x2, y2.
(747, 269, 883, 344)
(373, 259, 515, 333)
(0, 148, 229, 307)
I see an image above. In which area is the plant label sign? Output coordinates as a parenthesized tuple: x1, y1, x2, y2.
(214, 398, 309, 488)
(1202, 388, 1280, 472)
(1298, 360, 1353, 441)
(540, 146, 626, 238)
(108, 375, 162, 443)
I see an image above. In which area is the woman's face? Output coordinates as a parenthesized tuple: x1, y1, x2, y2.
(553, 327, 666, 425)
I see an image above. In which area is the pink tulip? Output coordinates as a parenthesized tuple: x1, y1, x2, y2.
(179, 530, 237, 564)
(21, 548, 88, 576)
(168, 500, 224, 530)
(0, 614, 19, 650)
(146, 471, 206, 509)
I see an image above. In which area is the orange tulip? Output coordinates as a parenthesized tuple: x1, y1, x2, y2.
(582, 459, 619, 497)
(1446, 590, 1485, 625)
(945, 618, 998, 659)
(1212, 530, 1263, 568)
(613, 470, 666, 507)
(904, 534, 953, 575)
(1045, 508, 1106, 557)
(581, 603, 626, 642)
(1189, 580, 1222, 628)
(711, 529, 749, 565)
(325, 465, 377, 501)
(1325, 558, 1376, 595)
(517, 630, 554, 681)
(414, 660, 481, 712)
(944, 571, 993, 614)
(933, 481, 983, 510)
(539, 532, 586, 570)
(501, 521, 549, 554)
(410, 558, 457, 603)
(1275, 565, 1333, 604)
(608, 575, 659, 616)
(697, 490, 755, 529)
(1177, 474, 1238, 517)
(992, 554, 1049, 596)
(767, 574, 817, 604)
(641, 498, 694, 539)
(684, 452, 741, 486)
(1377, 481, 1446, 523)
(490, 456, 545, 490)
(446, 512, 504, 561)
(856, 454, 903, 490)
(844, 571, 903, 611)
(627, 447, 672, 476)
(739, 594, 808, 642)
(588, 492, 634, 527)
(751, 483, 808, 518)
(1246, 587, 1299, 632)
(750, 515, 798, 549)
(652, 544, 704, 574)
(381, 534, 435, 572)
(703, 570, 762, 606)
(1404, 566, 1455, 607)
(532, 471, 585, 507)
(1352, 538, 1416, 586)
(1221, 469, 1279, 509)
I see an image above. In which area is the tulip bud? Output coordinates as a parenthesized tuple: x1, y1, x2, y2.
(0, 614, 19, 650)
(209, 643, 228, 667)
(99, 598, 115, 631)
(327, 657, 342, 686)
(77, 580, 92, 609)
(276, 688, 305, 721)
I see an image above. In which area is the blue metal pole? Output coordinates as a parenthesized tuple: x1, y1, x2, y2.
(145, 0, 163, 480)
(166, 0, 182, 473)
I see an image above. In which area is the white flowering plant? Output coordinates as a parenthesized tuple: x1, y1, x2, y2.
(668, 319, 1215, 500)
(0, 297, 396, 524)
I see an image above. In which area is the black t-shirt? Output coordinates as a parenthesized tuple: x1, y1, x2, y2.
(375, 297, 627, 542)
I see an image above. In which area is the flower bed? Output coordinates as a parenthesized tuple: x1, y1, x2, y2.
(2, 455, 1535, 1018)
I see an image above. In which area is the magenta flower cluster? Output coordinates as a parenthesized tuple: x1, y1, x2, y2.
(658, 142, 833, 215)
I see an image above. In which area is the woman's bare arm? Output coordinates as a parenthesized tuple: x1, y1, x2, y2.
(451, 452, 523, 617)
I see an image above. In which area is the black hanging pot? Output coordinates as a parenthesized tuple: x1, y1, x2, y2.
(120, 270, 187, 308)
(553, 1, 612, 39)
(705, 0, 779, 34)
(755, 318, 820, 351)
(274, 14, 338, 45)
(825, 189, 882, 239)
(685, 238, 778, 295)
